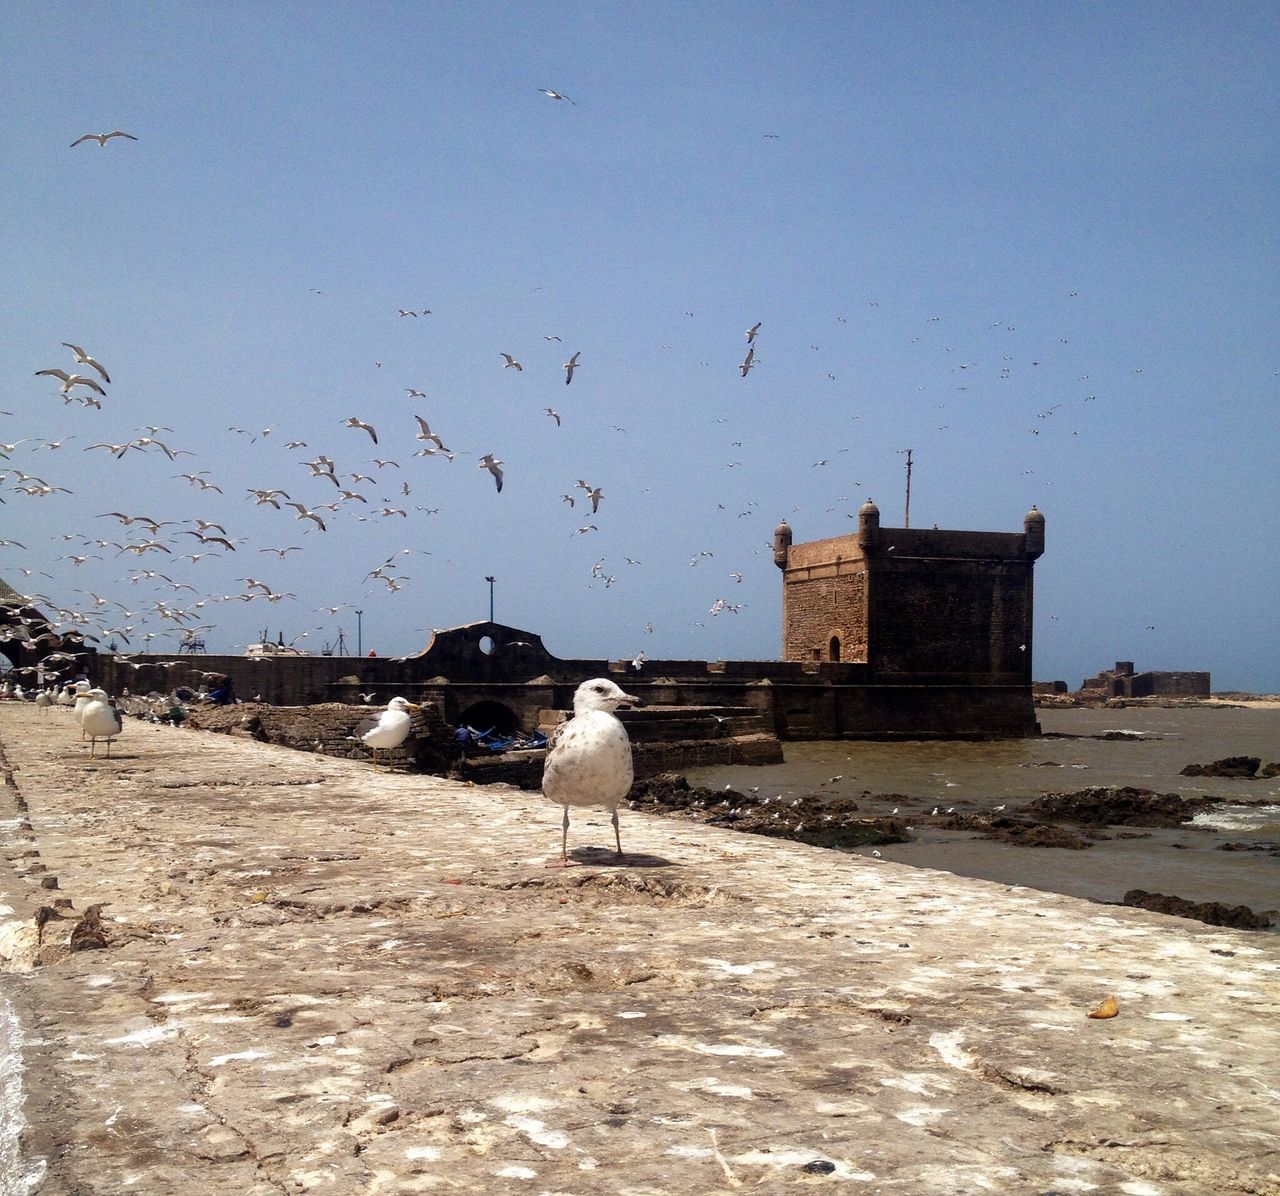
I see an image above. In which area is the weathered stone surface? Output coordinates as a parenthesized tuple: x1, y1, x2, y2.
(2, 706, 1279, 1195)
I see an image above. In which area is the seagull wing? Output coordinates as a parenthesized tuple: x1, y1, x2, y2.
(35, 368, 72, 383)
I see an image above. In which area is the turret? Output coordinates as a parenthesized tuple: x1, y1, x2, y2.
(772, 520, 792, 570)
(857, 499, 880, 551)
(1024, 506, 1045, 559)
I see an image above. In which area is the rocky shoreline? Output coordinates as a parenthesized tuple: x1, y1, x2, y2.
(628, 774, 1278, 930)
(2, 705, 1280, 1192)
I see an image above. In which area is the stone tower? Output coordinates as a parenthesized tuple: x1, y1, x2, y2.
(773, 506, 1045, 683)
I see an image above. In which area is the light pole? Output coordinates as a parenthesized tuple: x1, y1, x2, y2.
(355, 609, 364, 656)
(484, 576, 495, 623)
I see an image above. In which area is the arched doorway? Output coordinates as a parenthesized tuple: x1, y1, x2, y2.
(829, 635, 841, 663)
(457, 700, 520, 736)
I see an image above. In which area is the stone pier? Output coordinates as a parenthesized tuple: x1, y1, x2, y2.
(0, 705, 1277, 1194)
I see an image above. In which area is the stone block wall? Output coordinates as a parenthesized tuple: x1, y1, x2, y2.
(183, 700, 456, 772)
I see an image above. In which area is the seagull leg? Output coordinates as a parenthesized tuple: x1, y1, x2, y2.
(612, 807, 625, 862)
(547, 806, 573, 868)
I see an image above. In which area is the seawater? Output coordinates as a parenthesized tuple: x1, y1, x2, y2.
(686, 706, 1280, 917)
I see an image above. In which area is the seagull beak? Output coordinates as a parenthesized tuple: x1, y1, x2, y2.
(406, 702, 421, 711)
(618, 691, 642, 708)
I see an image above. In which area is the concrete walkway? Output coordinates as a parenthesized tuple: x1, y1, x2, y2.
(1, 705, 1277, 1194)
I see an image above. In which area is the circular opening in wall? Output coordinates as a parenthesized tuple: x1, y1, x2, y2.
(478, 635, 496, 656)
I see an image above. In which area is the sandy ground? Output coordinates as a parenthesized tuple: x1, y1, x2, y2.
(1, 704, 1279, 1194)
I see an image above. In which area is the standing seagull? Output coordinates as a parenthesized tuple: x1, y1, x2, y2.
(563, 352, 581, 385)
(478, 453, 504, 492)
(542, 678, 640, 866)
(354, 696, 420, 770)
(80, 689, 124, 757)
(70, 131, 137, 148)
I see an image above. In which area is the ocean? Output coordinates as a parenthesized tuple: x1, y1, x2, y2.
(686, 705, 1280, 919)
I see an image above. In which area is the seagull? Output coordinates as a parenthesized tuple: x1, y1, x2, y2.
(745, 321, 761, 343)
(413, 416, 450, 452)
(353, 696, 419, 769)
(538, 88, 576, 105)
(500, 353, 523, 371)
(584, 487, 603, 514)
(70, 131, 137, 148)
(405, 388, 428, 398)
(344, 416, 378, 443)
(563, 352, 581, 385)
(60, 343, 111, 384)
(80, 689, 124, 757)
(478, 453, 504, 492)
(739, 347, 755, 377)
(544, 407, 561, 426)
(542, 679, 640, 866)
(35, 368, 107, 397)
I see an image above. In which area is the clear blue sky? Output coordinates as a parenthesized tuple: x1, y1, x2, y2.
(3, 2, 1278, 690)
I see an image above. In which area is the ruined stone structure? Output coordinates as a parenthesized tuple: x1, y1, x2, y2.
(773, 501, 1044, 682)
(1081, 660, 1211, 698)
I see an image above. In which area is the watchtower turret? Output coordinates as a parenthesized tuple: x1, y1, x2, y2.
(772, 520, 792, 570)
(1023, 506, 1045, 558)
(857, 499, 880, 551)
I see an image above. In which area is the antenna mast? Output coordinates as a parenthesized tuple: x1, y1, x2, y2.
(898, 448, 914, 527)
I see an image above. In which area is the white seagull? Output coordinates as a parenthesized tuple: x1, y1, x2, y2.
(538, 88, 576, 105)
(542, 679, 640, 866)
(34, 368, 107, 397)
(61, 343, 111, 384)
(354, 696, 420, 769)
(746, 321, 761, 343)
(70, 131, 137, 148)
(478, 454, 504, 492)
(344, 416, 378, 443)
(563, 352, 581, 385)
(80, 689, 124, 757)
(500, 353, 523, 372)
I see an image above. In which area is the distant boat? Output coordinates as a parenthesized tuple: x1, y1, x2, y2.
(245, 642, 312, 658)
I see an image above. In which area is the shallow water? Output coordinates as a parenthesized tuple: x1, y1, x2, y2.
(686, 706, 1280, 919)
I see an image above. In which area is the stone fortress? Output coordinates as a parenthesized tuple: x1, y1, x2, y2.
(5, 506, 1048, 739)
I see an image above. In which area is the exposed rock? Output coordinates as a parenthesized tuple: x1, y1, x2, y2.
(1180, 756, 1262, 778)
(981, 820, 1094, 849)
(1122, 889, 1276, 931)
(628, 773, 909, 849)
(1024, 786, 1219, 827)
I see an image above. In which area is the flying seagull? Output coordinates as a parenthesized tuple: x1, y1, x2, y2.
(34, 368, 107, 397)
(544, 407, 561, 426)
(563, 352, 581, 385)
(60, 343, 111, 384)
(746, 321, 761, 344)
(739, 347, 755, 377)
(344, 416, 378, 443)
(70, 131, 137, 148)
(538, 88, 576, 105)
(500, 353, 523, 371)
(478, 453, 504, 492)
